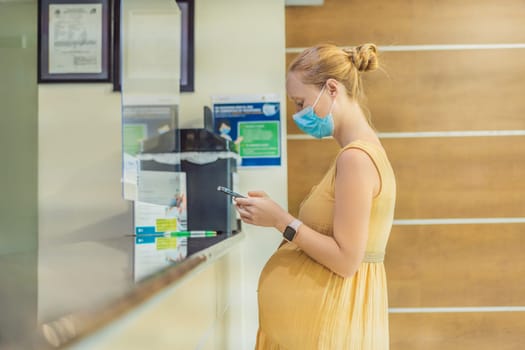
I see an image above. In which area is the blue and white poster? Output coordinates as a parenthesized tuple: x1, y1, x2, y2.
(212, 94, 281, 167)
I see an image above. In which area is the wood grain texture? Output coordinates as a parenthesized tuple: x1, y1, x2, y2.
(285, 49, 525, 133)
(383, 137, 525, 219)
(287, 137, 525, 219)
(285, 0, 525, 47)
(390, 312, 525, 350)
(385, 224, 525, 307)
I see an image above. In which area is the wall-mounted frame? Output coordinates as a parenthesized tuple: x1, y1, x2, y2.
(38, 0, 111, 83)
(175, 0, 194, 92)
(112, 0, 121, 91)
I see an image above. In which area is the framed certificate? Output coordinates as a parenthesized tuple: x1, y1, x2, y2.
(38, 0, 111, 83)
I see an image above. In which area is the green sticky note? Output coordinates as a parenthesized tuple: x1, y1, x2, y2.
(156, 237, 178, 250)
(156, 218, 178, 232)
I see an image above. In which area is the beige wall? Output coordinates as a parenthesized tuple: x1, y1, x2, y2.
(37, 84, 134, 321)
(180, 0, 287, 348)
(64, 0, 287, 349)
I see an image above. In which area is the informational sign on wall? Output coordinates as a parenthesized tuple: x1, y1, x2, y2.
(212, 94, 281, 167)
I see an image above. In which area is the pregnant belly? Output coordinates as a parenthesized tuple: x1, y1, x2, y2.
(257, 244, 338, 346)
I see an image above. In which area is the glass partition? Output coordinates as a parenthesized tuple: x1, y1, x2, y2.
(119, 0, 185, 281)
(0, 1, 38, 348)
(120, 0, 241, 283)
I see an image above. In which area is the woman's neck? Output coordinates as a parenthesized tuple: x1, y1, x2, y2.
(332, 100, 378, 147)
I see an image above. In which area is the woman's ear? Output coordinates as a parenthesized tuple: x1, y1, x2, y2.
(326, 78, 339, 97)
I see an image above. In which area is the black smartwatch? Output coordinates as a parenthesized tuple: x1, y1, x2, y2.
(283, 219, 302, 242)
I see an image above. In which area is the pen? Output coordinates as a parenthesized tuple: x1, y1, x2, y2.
(169, 231, 217, 237)
(128, 231, 218, 238)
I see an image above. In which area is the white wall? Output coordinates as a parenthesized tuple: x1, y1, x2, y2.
(37, 84, 134, 321)
(180, 0, 287, 348)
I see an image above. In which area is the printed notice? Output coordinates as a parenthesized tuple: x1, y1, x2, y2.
(48, 4, 103, 74)
(212, 94, 281, 167)
(238, 121, 280, 157)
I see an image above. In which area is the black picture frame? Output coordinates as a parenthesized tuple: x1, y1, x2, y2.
(112, 0, 121, 91)
(176, 0, 195, 92)
(38, 0, 111, 83)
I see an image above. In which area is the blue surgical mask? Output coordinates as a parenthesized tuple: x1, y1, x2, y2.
(292, 85, 335, 139)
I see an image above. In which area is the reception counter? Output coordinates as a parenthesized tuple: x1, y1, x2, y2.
(28, 231, 245, 349)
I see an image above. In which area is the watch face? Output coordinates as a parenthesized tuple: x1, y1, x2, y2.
(283, 226, 296, 241)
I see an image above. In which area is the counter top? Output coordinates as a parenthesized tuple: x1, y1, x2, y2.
(4, 231, 245, 349)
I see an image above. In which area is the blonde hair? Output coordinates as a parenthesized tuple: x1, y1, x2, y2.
(288, 43, 379, 103)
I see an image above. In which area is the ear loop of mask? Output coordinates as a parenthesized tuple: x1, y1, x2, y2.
(327, 95, 336, 115)
(312, 85, 326, 109)
(312, 84, 336, 117)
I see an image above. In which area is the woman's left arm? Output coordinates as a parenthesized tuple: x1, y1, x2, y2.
(235, 148, 379, 278)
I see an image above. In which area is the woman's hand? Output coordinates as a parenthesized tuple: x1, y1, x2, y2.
(234, 191, 294, 232)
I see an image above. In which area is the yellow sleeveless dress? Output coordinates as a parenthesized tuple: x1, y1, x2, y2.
(255, 140, 396, 350)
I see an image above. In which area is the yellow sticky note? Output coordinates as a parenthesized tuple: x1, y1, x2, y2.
(156, 218, 177, 232)
(156, 237, 178, 250)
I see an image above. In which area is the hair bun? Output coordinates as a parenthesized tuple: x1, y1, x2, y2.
(344, 43, 378, 72)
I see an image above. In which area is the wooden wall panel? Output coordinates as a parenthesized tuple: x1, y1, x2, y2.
(390, 312, 525, 350)
(384, 137, 525, 219)
(286, 0, 525, 47)
(287, 137, 525, 218)
(385, 224, 525, 307)
(285, 49, 525, 133)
